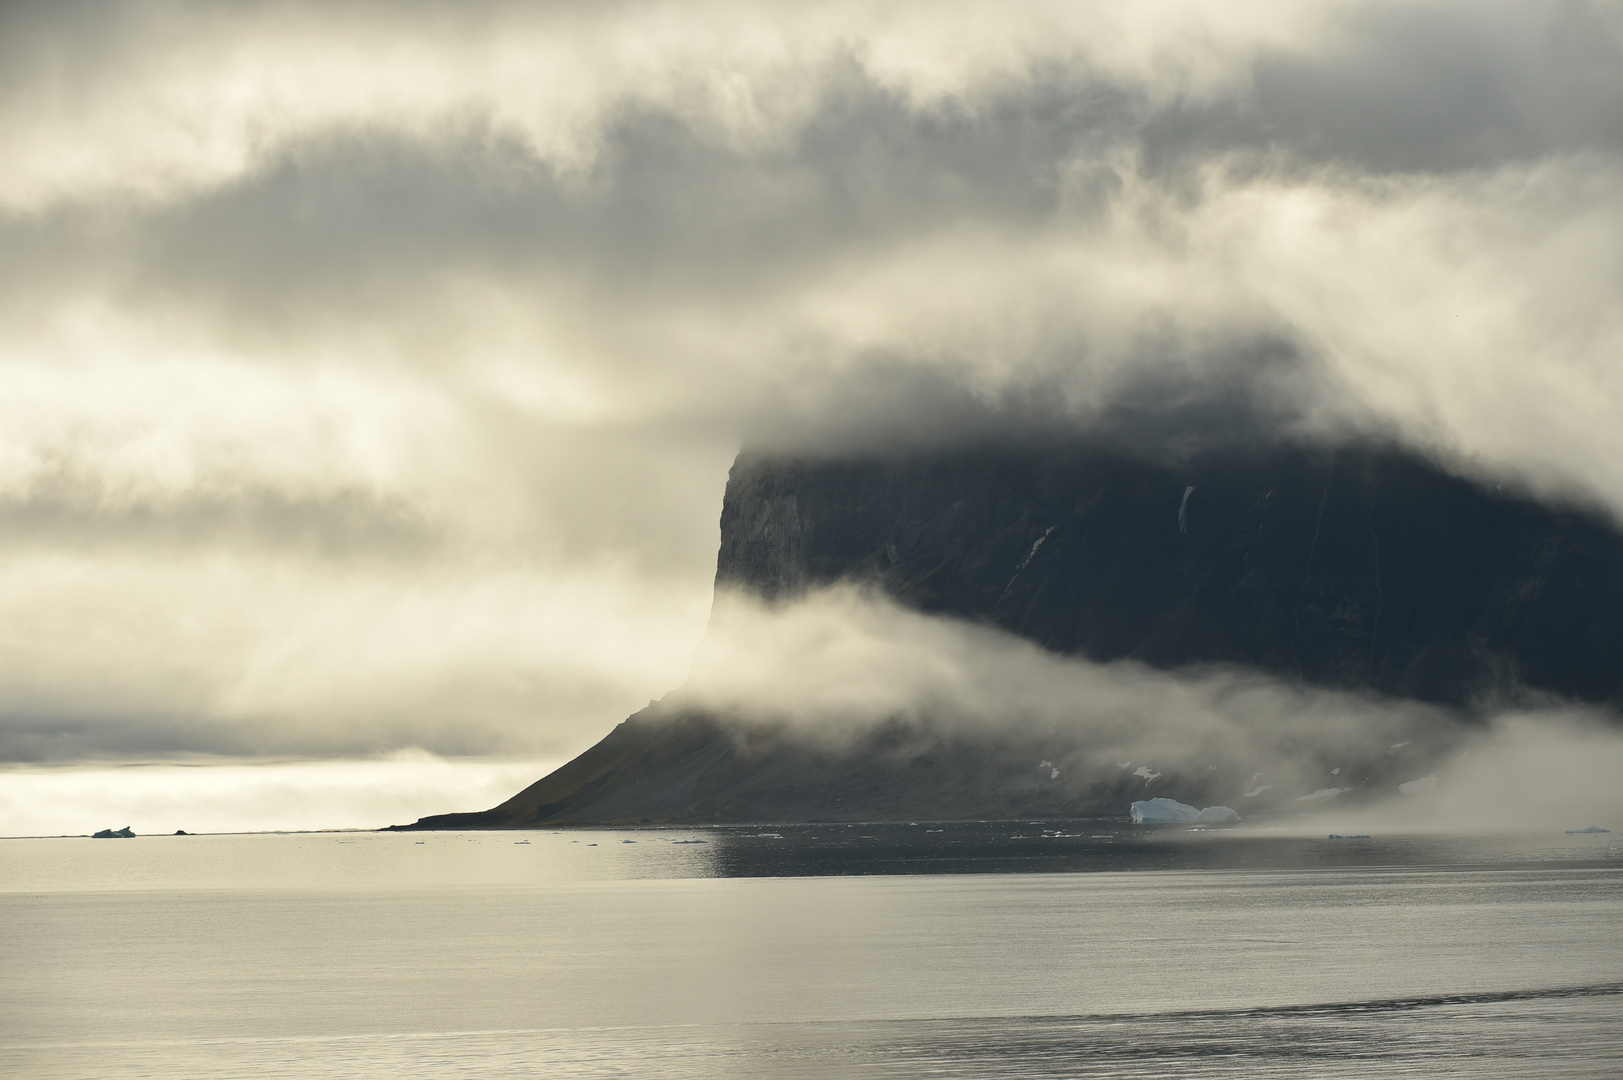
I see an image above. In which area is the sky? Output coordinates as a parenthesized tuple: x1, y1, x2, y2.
(2, 0, 1621, 833)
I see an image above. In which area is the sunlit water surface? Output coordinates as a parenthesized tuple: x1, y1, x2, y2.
(3, 824, 1621, 1078)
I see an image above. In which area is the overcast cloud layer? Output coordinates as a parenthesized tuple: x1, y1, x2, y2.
(2, 1, 1621, 827)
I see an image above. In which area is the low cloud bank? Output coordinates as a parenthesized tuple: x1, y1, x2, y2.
(679, 587, 1623, 832)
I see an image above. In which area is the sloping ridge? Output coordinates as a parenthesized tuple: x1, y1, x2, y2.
(393, 439, 1623, 829)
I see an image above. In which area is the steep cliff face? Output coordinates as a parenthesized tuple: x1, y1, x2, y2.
(717, 442, 1623, 708)
(395, 440, 1623, 829)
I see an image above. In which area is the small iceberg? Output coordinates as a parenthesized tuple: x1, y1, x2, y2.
(1566, 826, 1611, 835)
(1328, 834, 1372, 840)
(1130, 798, 1240, 824)
(92, 826, 135, 839)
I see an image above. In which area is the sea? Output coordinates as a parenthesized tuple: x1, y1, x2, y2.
(3, 822, 1621, 1079)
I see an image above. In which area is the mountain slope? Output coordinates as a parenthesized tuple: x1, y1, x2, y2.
(716, 441, 1623, 706)
(394, 440, 1623, 828)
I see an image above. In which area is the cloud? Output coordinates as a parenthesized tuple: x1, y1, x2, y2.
(0, 751, 564, 837)
(0, 0, 1331, 213)
(1403, 715, 1623, 833)
(0, 0, 1619, 802)
(0, 552, 715, 763)
(689, 584, 1459, 754)
(682, 586, 1623, 832)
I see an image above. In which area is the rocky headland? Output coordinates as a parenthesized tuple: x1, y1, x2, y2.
(393, 439, 1623, 828)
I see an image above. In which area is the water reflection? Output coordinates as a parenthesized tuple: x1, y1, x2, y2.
(698, 820, 1623, 878)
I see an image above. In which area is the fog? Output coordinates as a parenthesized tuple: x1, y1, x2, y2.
(1, 1, 1619, 831)
(683, 586, 1623, 833)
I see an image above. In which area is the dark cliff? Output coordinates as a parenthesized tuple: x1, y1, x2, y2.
(395, 440, 1623, 829)
(715, 441, 1623, 708)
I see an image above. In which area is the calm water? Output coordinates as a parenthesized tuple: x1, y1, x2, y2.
(3, 824, 1621, 1078)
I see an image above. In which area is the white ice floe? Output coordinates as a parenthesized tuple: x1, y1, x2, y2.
(1130, 798, 1240, 824)
(1242, 785, 1273, 798)
(1387, 742, 1411, 754)
(1399, 775, 1438, 795)
(1296, 788, 1348, 802)
(1179, 486, 1196, 533)
(1133, 766, 1161, 781)
(1116, 761, 1133, 770)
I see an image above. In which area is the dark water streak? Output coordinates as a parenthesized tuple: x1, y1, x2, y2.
(700, 820, 1623, 878)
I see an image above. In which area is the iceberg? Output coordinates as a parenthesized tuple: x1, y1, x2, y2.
(1130, 798, 1240, 824)
(1565, 826, 1611, 835)
(1132, 798, 1198, 822)
(92, 826, 135, 839)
